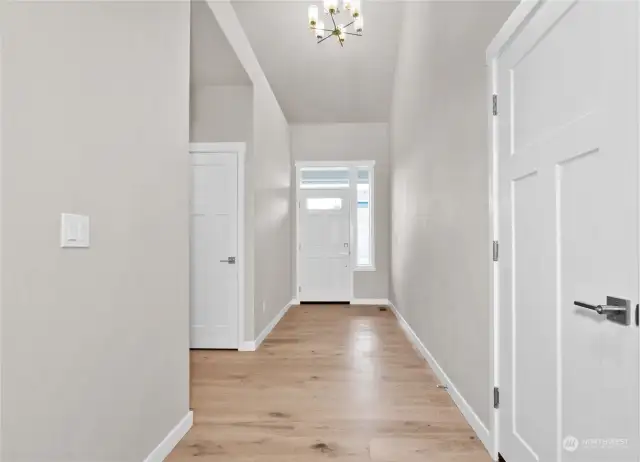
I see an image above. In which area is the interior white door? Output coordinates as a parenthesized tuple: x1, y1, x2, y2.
(299, 189, 351, 301)
(191, 152, 239, 349)
(497, 2, 639, 461)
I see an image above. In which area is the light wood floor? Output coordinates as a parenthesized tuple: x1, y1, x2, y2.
(167, 305, 491, 462)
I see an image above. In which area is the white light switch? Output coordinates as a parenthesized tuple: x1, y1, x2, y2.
(60, 213, 90, 248)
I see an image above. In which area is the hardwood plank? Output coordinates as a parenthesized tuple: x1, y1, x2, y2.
(167, 305, 490, 461)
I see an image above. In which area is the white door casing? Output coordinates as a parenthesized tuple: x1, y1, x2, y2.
(491, 1, 640, 461)
(190, 149, 241, 349)
(298, 189, 351, 302)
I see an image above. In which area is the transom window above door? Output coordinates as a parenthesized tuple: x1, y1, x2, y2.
(297, 162, 375, 271)
(300, 167, 350, 189)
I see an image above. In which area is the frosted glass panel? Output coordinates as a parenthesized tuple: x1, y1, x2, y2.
(307, 198, 343, 210)
(357, 181, 371, 266)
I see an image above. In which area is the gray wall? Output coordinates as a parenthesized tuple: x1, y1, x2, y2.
(0, 2, 191, 460)
(202, 2, 293, 341)
(190, 85, 253, 142)
(389, 1, 515, 430)
(189, 69, 291, 342)
(189, 84, 258, 340)
(252, 83, 292, 338)
(291, 123, 390, 300)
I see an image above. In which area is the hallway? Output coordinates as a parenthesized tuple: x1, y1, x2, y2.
(167, 305, 490, 461)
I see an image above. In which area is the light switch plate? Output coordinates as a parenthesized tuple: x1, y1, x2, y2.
(60, 213, 90, 248)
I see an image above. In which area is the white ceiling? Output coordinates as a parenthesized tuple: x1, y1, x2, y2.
(191, 0, 251, 86)
(231, 1, 403, 123)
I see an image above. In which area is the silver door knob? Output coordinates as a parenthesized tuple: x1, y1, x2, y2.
(220, 257, 236, 264)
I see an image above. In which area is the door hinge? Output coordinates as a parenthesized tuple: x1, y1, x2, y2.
(298, 201, 301, 209)
(493, 240, 499, 262)
(494, 387, 500, 409)
(299, 285, 302, 293)
(492, 94, 498, 116)
(636, 304, 638, 327)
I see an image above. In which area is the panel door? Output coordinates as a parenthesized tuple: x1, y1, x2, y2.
(191, 152, 239, 349)
(299, 189, 351, 302)
(497, 2, 639, 461)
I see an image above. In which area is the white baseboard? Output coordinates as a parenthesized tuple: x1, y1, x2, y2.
(143, 410, 193, 462)
(387, 301, 492, 455)
(247, 299, 295, 351)
(238, 341, 256, 352)
(350, 298, 390, 305)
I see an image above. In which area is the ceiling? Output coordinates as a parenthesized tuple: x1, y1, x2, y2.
(231, 1, 403, 123)
(190, 0, 251, 86)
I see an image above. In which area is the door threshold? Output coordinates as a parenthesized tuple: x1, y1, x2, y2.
(300, 301, 351, 305)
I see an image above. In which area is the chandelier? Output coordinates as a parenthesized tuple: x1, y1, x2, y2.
(307, 0, 363, 47)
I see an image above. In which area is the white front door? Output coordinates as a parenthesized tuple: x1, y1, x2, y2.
(191, 152, 239, 349)
(299, 189, 351, 302)
(497, 1, 639, 461)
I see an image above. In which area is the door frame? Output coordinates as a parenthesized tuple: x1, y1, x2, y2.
(485, 2, 554, 458)
(189, 142, 246, 350)
(0, 35, 4, 459)
(294, 160, 375, 302)
(485, 0, 640, 459)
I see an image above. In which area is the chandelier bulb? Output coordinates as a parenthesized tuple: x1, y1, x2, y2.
(324, 0, 338, 14)
(315, 20, 325, 39)
(308, 5, 319, 27)
(351, 0, 361, 18)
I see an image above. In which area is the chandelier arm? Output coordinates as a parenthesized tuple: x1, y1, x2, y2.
(343, 20, 355, 28)
(344, 32, 362, 36)
(317, 34, 334, 44)
(329, 11, 338, 31)
(339, 37, 343, 47)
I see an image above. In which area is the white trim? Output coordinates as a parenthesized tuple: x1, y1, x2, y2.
(238, 341, 256, 352)
(487, 47, 500, 462)
(295, 160, 376, 168)
(350, 298, 389, 306)
(295, 161, 376, 302)
(241, 299, 296, 351)
(637, 0, 640, 451)
(0, 35, 4, 459)
(142, 411, 193, 462)
(484, 3, 546, 458)
(296, 169, 354, 302)
(189, 142, 246, 351)
(387, 301, 492, 455)
(295, 164, 302, 302)
(295, 170, 308, 300)
(485, 0, 542, 64)
(353, 266, 376, 272)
